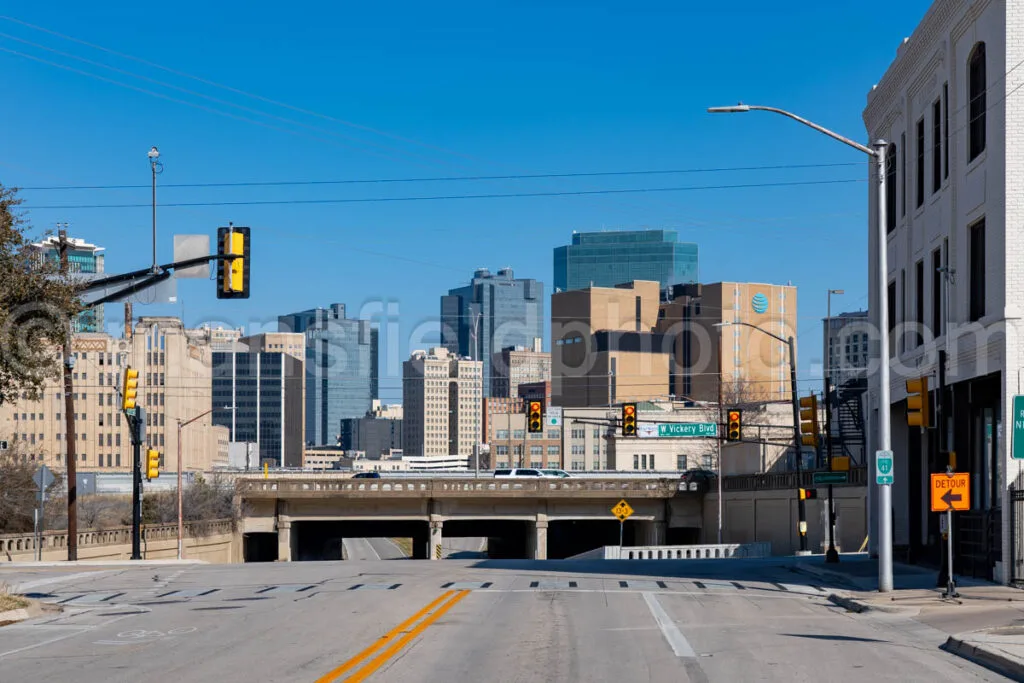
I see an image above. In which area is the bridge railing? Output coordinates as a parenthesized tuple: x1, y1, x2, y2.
(722, 467, 867, 492)
(605, 542, 772, 560)
(0, 519, 233, 558)
(237, 477, 682, 498)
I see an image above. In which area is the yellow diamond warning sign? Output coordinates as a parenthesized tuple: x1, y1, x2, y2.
(611, 499, 634, 522)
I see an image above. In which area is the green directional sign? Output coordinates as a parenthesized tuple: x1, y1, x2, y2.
(656, 422, 718, 438)
(1013, 396, 1024, 460)
(813, 472, 849, 485)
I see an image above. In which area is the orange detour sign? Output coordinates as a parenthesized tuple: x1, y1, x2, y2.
(930, 472, 970, 512)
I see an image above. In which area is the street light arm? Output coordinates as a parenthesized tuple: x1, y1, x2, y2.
(721, 320, 788, 346)
(180, 408, 216, 429)
(707, 103, 878, 157)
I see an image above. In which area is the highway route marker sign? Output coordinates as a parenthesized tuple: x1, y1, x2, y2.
(931, 472, 970, 512)
(875, 450, 894, 485)
(611, 499, 634, 522)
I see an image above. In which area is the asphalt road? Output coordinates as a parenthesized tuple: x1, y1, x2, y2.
(0, 558, 1010, 682)
(341, 538, 409, 561)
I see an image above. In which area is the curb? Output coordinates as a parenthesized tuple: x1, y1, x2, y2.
(826, 593, 919, 614)
(0, 608, 29, 625)
(789, 564, 864, 590)
(942, 636, 1024, 682)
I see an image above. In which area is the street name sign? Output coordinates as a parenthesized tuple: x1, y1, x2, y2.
(813, 472, 849, 485)
(931, 472, 970, 512)
(875, 450, 894, 485)
(652, 423, 718, 438)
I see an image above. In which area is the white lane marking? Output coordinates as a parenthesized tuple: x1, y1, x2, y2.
(643, 592, 696, 658)
(9, 570, 118, 593)
(0, 607, 148, 659)
(365, 539, 382, 562)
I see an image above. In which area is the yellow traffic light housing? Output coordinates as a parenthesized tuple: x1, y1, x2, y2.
(622, 403, 637, 436)
(146, 449, 160, 480)
(217, 226, 250, 299)
(122, 367, 139, 411)
(799, 395, 819, 447)
(726, 409, 742, 442)
(906, 376, 930, 428)
(527, 400, 543, 433)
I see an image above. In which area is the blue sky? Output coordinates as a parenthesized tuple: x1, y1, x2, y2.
(0, 1, 932, 401)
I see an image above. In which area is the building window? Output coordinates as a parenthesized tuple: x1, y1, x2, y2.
(969, 43, 986, 162)
(887, 281, 896, 338)
(633, 454, 639, 470)
(915, 260, 924, 348)
(932, 248, 942, 336)
(915, 118, 925, 208)
(885, 143, 897, 232)
(677, 455, 687, 471)
(969, 218, 986, 321)
(900, 132, 906, 218)
(943, 82, 949, 178)
(932, 99, 941, 193)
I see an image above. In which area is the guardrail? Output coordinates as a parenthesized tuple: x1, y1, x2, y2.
(723, 467, 867, 492)
(237, 477, 682, 498)
(0, 519, 234, 558)
(604, 542, 771, 560)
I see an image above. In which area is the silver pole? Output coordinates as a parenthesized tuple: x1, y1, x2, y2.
(874, 141, 893, 593)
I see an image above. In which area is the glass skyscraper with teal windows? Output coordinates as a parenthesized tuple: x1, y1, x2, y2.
(32, 235, 105, 333)
(553, 230, 698, 295)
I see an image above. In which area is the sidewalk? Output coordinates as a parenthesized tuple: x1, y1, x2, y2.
(790, 554, 1024, 680)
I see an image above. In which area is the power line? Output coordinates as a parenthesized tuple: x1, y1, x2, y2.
(23, 178, 866, 210)
(16, 162, 865, 191)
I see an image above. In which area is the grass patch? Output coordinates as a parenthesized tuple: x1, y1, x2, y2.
(0, 593, 29, 613)
(389, 538, 414, 557)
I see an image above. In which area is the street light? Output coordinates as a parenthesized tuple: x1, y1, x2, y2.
(715, 319, 808, 553)
(147, 146, 162, 274)
(176, 407, 223, 560)
(707, 102, 892, 592)
(825, 288, 845, 564)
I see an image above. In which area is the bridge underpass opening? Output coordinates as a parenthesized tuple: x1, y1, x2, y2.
(443, 520, 528, 559)
(292, 520, 428, 561)
(547, 519, 639, 559)
(243, 533, 278, 562)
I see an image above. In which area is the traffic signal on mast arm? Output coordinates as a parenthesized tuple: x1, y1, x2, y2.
(122, 367, 139, 411)
(799, 395, 820, 447)
(217, 226, 250, 299)
(799, 488, 818, 500)
(906, 376, 930, 428)
(726, 409, 742, 442)
(622, 403, 637, 436)
(146, 449, 160, 480)
(527, 400, 543, 433)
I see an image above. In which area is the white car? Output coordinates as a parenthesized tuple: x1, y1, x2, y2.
(494, 468, 570, 478)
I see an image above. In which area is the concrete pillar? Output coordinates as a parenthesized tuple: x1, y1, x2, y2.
(637, 520, 666, 546)
(429, 519, 443, 560)
(277, 520, 292, 562)
(529, 519, 548, 560)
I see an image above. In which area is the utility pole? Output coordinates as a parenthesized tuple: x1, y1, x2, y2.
(788, 335, 809, 554)
(825, 289, 844, 564)
(58, 227, 79, 561)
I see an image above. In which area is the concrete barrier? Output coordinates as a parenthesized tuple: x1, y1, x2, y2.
(604, 542, 771, 560)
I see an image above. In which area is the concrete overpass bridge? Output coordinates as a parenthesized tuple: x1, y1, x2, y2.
(236, 475, 704, 561)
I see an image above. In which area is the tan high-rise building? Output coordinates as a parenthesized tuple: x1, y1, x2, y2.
(0, 318, 228, 474)
(551, 280, 670, 407)
(491, 340, 551, 398)
(402, 347, 482, 457)
(658, 282, 798, 404)
(239, 332, 305, 361)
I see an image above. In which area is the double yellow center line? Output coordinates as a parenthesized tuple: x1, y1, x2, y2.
(315, 589, 470, 682)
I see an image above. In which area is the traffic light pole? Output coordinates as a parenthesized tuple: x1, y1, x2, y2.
(130, 409, 143, 560)
(788, 336, 809, 554)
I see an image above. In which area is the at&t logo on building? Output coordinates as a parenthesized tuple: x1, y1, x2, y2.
(751, 292, 769, 314)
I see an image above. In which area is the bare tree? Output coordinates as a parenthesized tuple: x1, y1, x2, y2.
(0, 446, 62, 534)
